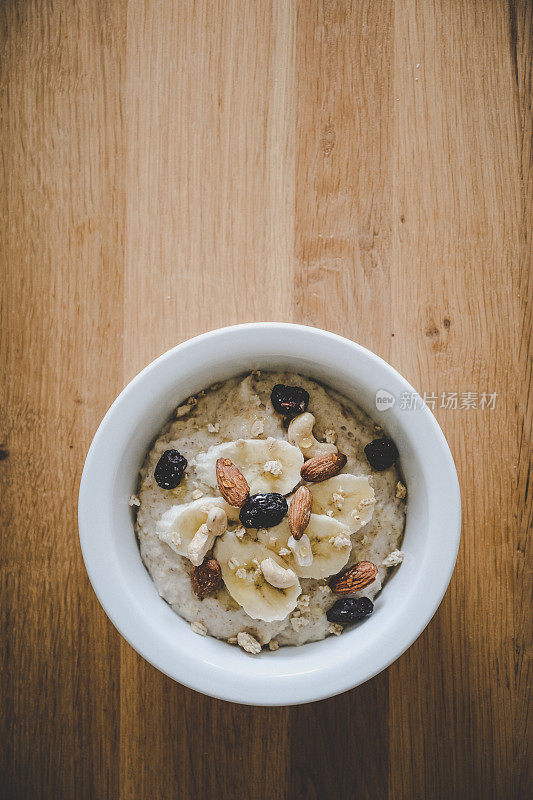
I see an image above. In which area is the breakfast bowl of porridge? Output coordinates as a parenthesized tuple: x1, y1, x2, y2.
(79, 324, 460, 705)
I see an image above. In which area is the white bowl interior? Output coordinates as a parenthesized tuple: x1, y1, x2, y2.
(79, 325, 460, 705)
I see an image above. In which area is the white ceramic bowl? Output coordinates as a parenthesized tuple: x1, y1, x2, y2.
(78, 323, 460, 705)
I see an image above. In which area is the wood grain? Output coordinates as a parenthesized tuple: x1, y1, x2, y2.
(1, 1, 531, 798)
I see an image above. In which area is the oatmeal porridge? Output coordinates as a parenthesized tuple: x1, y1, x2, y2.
(133, 372, 406, 652)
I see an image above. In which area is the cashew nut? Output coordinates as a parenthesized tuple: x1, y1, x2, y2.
(187, 523, 213, 566)
(288, 534, 313, 567)
(206, 506, 227, 537)
(188, 506, 228, 565)
(287, 413, 337, 459)
(260, 558, 298, 589)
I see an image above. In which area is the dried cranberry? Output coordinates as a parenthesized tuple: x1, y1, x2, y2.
(270, 384, 310, 418)
(154, 449, 187, 489)
(326, 597, 374, 625)
(239, 492, 288, 528)
(364, 437, 398, 471)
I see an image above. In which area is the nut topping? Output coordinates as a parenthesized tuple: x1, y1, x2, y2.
(288, 485, 312, 540)
(216, 458, 250, 507)
(329, 561, 378, 594)
(288, 412, 337, 459)
(300, 451, 347, 483)
(260, 557, 298, 589)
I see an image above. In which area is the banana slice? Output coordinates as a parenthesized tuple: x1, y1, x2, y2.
(214, 532, 301, 621)
(308, 474, 375, 532)
(263, 514, 352, 579)
(155, 497, 238, 557)
(193, 438, 304, 495)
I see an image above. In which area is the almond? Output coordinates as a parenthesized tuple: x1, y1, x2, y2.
(216, 458, 250, 507)
(288, 485, 312, 540)
(191, 558, 222, 597)
(300, 451, 347, 483)
(329, 561, 378, 595)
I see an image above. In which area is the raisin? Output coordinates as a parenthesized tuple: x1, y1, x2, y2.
(239, 492, 288, 529)
(364, 437, 398, 471)
(154, 449, 187, 489)
(326, 597, 374, 625)
(270, 384, 310, 419)
(191, 559, 222, 598)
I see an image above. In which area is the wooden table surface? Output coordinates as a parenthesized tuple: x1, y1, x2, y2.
(1, 1, 531, 798)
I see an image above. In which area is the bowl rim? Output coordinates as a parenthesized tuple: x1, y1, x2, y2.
(78, 323, 461, 705)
